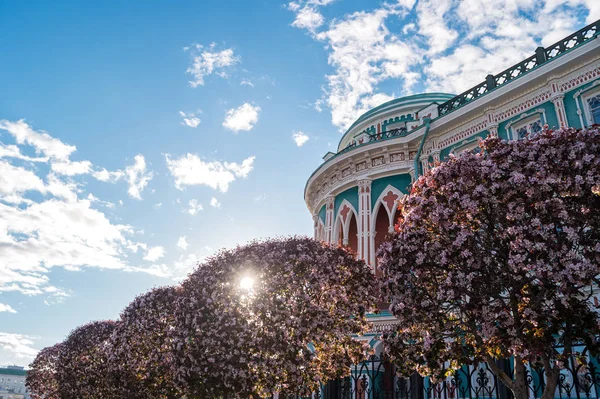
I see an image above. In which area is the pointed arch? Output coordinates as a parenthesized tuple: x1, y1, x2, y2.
(333, 199, 359, 253)
(370, 185, 404, 270)
(371, 185, 404, 233)
(316, 218, 326, 241)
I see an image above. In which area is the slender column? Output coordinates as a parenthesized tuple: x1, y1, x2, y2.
(420, 157, 429, 174)
(357, 180, 372, 265)
(324, 196, 335, 244)
(312, 214, 319, 240)
(551, 94, 568, 128)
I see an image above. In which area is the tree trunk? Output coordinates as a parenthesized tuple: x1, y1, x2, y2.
(512, 357, 529, 399)
(540, 365, 560, 399)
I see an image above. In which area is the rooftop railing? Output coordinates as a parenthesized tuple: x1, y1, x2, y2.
(438, 18, 600, 117)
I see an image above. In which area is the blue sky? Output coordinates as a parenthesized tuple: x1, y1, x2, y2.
(0, 0, 597, 365)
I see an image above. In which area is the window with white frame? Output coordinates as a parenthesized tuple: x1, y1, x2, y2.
(586, 93, 600, 125)
(512, 113, 543, 140)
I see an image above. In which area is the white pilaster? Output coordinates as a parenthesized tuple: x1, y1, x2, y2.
(324, 196, 335, 244)
(551, 94, 568, 128)
(357, 180, 372, 265)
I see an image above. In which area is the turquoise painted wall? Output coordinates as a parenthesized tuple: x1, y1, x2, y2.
(497, 101, 557, 138)
(439, 130, 490, 160)
(318, 205, 326, 224)
(371, 174, 412, 208)
(334, 186, 359, 216)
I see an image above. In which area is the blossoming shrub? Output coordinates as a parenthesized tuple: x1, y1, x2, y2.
(55, 321, 118, 399)
(107, 286, 183, 399)
(26, 344, 62, 399)
(171, 236, 376, 398)
(378, 128, 600, 399)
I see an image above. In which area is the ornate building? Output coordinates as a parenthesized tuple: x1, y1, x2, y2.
(304, 19, 600, 399)
(305, 19, 600, 277)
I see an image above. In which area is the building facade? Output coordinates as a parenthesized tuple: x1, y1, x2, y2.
(304, 19, 600, 399)
(0, 366, 29, 399)
(305, 19, 600, 277)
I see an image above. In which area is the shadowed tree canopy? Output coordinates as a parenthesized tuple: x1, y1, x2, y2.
(55, 320, 118, 399)
(26, 343, 62, 399)
(107, 286, 183, 399)
(171, 236, 377, 398)
(378, 128, 600, 399)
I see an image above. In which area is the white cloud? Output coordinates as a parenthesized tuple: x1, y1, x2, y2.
(210, 197, 221, 208)
(125, 155, 153, 200)
(177, 236, 188, 251)
(143, 246, 165, 262)
(0, 120, 166, 299)
(0, 119, 76, 161)
(241, 79, 255, 87)
(179, 110, 201, 128)
(291, 6, 325, 32)
(165, 153, 255, 192)
(313, 8, 421, 130)
(0, 332, 38, 364)
(223, 103, 261, 132)
(50, 160, 93, 176)
(416, 0, 457, 55)
(292, 131, 310, 147)
(186, 43, 241, 87)
(153, 202, 162, 210)
(288, 0, 594, 130)
(0, 304, 16, 313)
(187, 199, 203, 215)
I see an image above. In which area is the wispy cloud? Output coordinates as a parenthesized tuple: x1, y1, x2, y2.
(179, 110, 201, 128)
(223, 103, 261, 132)
(287, 0, 596, 131)
(0, 304, 17, 313)
(143, 246, 165, 262)
(177, 236, 188, 251)
(0, 332, 38, 363)
(187, 199, 203, 215)
(0, 120, 164, 300)
(185, 43, 241, 87)
(210, 197, 221, 208)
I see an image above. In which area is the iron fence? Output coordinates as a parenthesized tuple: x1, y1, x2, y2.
(437, 18, 600, 117)
(275, 348, 600, 399)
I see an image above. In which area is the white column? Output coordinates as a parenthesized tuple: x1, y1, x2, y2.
(324, 196, 335, 244)
(420, 156, 429, 174)
(312, 214, 319, 239)
(357, 180, 372, 265)
(551, 94, 568, 128)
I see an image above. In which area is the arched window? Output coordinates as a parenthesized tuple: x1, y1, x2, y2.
(587, 94, 600, 125)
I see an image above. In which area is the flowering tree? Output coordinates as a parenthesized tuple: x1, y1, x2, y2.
(172, 236, 377, 398)
(55, 320, 118, 399)
(26, 343, 63, 399)
(107, 286, 183, 399)
(378, 128, 600, 399)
